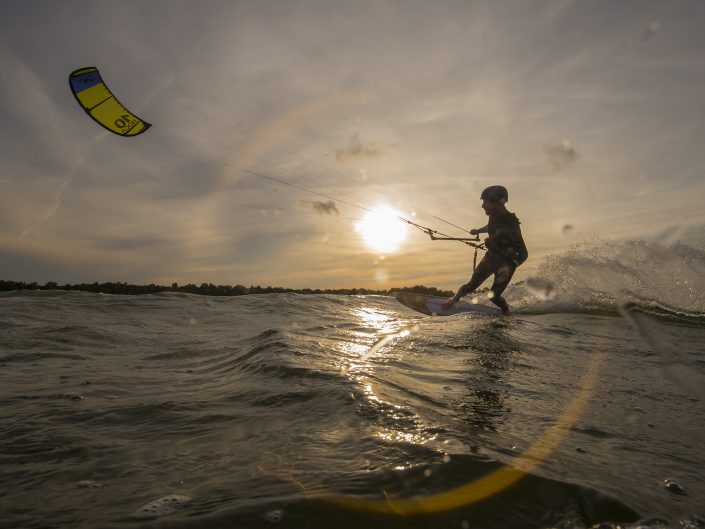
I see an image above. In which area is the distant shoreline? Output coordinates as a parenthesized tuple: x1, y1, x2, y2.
(0, 280, 454, 298)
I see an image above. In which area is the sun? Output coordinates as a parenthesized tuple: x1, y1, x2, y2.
(356, 206, 409, 253)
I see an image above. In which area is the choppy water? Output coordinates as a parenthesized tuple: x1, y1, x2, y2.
(1, 238, 704, 529)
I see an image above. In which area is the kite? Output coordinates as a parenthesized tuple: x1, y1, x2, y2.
(68, 67, 151, 137)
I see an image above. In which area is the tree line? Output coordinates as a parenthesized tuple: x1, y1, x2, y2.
(0, 280, 453, 298)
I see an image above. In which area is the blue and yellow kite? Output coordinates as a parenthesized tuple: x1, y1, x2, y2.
(69, 67, 151, 137)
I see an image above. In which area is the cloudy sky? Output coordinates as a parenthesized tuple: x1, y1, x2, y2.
(1, 0, 704, 289)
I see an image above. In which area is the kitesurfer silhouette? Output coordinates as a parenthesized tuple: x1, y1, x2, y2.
(442, 185, 528, 315)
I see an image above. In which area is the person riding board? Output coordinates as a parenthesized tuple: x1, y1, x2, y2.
(442, 185, 528, 315)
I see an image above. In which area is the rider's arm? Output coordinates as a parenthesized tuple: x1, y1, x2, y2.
(470, 225, 488, 235)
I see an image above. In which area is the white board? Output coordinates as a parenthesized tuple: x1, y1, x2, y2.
(394, 292, 500, 316)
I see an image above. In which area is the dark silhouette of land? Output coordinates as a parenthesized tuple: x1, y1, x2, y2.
(0, 280, 453, 298)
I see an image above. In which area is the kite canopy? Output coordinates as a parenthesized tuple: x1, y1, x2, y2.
(68, 67, 151, 137)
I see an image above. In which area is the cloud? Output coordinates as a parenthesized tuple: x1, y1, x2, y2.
(260, 207, 283, 217)
(92, 234, 177, 252)
(300, 200, 339, 215)
(542, 140, 581, 170)
(641, 21, 660, 43)
(19, 176, 73, 238)
(0, 48, 81, 174)
(18, 155, 90, 238)
(335, 134, 382, 163)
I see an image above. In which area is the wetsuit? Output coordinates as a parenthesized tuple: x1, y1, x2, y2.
(454, 211, 528, 314)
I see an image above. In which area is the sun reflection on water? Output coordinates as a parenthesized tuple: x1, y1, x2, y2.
(335, 305, 435, 452)
(309, 304, 609, 516)
(351, 307, 397, 334)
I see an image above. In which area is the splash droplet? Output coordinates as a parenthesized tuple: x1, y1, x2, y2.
(526, 277, 555, 300)
(264, 509, 284, 523)
(663, 479, 686, 495)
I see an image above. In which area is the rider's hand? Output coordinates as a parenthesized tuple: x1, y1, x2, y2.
(470, 229, 478, 236)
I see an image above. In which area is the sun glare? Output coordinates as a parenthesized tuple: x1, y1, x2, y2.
(356, 207, 409, 253)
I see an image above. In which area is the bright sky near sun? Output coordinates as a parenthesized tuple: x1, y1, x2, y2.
(1, 1, 704, 289)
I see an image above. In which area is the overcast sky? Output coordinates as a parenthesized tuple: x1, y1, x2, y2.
(1, 0, 704, 289)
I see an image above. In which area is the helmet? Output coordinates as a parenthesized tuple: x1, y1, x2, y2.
(480, 185, 508, 204)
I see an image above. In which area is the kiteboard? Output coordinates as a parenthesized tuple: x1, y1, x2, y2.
(394, 292, 500, 316)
